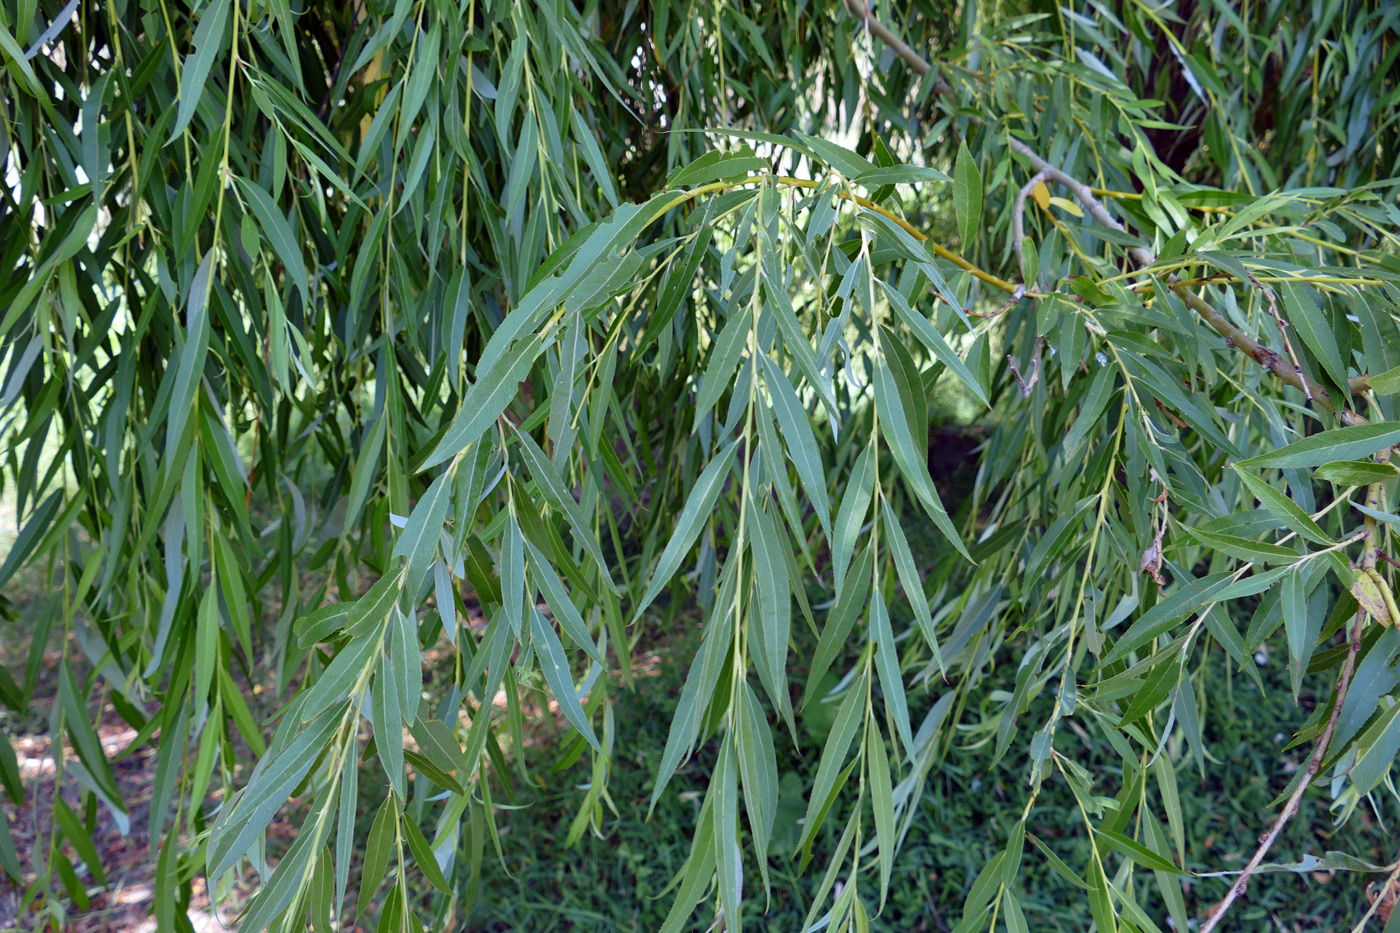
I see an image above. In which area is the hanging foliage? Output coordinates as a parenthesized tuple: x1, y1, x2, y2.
(1, 0, 1399, 929)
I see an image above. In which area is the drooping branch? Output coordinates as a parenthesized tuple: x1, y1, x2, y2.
(839, 6, 1385, 926)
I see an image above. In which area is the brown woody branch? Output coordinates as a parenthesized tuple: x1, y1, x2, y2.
(1011, 170, 1048, 282)
(1197, 606, 1365, 933)
(1200, 478, 1386, 932)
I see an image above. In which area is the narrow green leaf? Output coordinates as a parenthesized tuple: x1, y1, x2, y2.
(760, 355, 832, 536)
(168, 0, 231, 141)
(1280, 282, 1348, 391)
(209, 706, 339, 879)
(1102, 573, 1235, 665)
(1232, 467, 1334, 545)
(667, 147, 770, 187)
(870, 593, 915, 760)
(357, 797, 397, 919)
(526, 540, 605, 665)
(868, 723, 895, 909)
(748, 504, 791, 706)
(1237, 423, 1400, 469)
(1062, 365, 1118, 456)
(855, 165, 952, 187)
(164, 252, 215, 463)
(58, 662, 124, 820)
(372, 654, 404, 799)
(531, 609, 601, 752)
(512, 425, 619, 594)
(714, 739, 743, 932)
(0, 490, 62, 591)
(401, 813, 451, 894)
(632, 442, 739, 620)
(798, 672, 866, 854)
(237, 177, 309, 303)
(793, 131, 875, 178)
(695, 310, 749, 432)
(425, 335, 544, 467)
(832, 445, 874, 591)
(880, 282, 987, 406)
(805, 544, 873, 703)
(953, 141, 983, 246)
(1092, 829, 1181, 874)
(736, 683, 778, 878)
(53, 797, 106, 886)
(1281, 567, 1310, 674)
(300, 626, 380, 723)
(392, 470, 453, 594)
(872, 348, 971, 560)
(1315, 459, 1400, 485)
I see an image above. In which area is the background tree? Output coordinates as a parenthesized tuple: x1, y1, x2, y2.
(1, 0, 1399, 930)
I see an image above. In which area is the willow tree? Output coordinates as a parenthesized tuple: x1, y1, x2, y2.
(2, 0, 1399, 930)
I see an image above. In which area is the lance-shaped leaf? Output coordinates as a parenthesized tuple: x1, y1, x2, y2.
(1236, 422, 1400, 470)
(168, 0, 231, 141)
(649, 571, 737, 813)
(236, 795, 329, 933)
(426, 334, 546, 467)
(527, 540, 605, 665)
(632, 441, 739, 621)
(747, 501, 793, 726)
(882, 499, 944, 672)
(736, 684, 778, 892)
(356, 796, 396, 919)
(299, 622, 382, 723)
(511, 425, 619, 594)
(868, 723, 895, 909)
(237, 177, 309, 304)
(164, 253, 215, 464)
(392, 469, 453, 594)
(1232, 466, 1334, 545)
(667, 146, 770, 188)
(714, 739, 743, 932)
(208, 705, 340, 879)
(58, 662, 125, 823)
(953, 140, 983, 245)
(805, 543, 873, 704)
(870, 592, 916, 760)
(531, 608, 601, 752)
(879, 282, 987, 406)
(694, 308, 750, 432)
(872, 342, 971, 560)
(832, 444, 874, 592)
(798, 672, 867, 856)
(760, 354, 832, 537)
(372, 653, 405, 799)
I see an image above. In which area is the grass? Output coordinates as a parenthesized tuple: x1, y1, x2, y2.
(431, 609, 1394, 931)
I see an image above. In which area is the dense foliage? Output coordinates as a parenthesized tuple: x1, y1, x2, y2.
(2, 0, 1399, 930)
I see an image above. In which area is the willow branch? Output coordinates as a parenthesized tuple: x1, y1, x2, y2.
(840, 0, 953, 97)
(842, 0, 1367, 424)
(774, 176, 1019, 293)
(1201, 480, 1385, 932)
(1197, 604, 1364, 933)
(1010, 138, 1368, 422)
